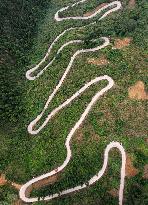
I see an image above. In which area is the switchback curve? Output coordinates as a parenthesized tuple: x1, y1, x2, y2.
(19, 1, 126, 205)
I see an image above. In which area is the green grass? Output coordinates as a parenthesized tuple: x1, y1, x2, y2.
(0, 0, 148, 204)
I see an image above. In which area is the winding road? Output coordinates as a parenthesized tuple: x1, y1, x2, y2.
(19, 1, 126, 205)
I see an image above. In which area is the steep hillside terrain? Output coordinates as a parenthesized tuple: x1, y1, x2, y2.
(0, 0, 147, 204)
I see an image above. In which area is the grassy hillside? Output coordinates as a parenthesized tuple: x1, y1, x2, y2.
(0, 0, 148, 204)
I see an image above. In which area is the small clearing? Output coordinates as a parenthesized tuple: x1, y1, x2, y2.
(128, 0, 136, 9)
(108, 188, 119, 197)
(0, 174, 7, 186)
(0, 174, 22, 190)
(112, 38, 132, 49)
(128, 81, 148, 100)
(125, 155, 139, 177)
(11, 182, 22, 190)
(87, 56, 109, 66)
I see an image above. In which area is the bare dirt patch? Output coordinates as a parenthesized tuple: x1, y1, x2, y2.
(83, 3, 107, 17)
(87, 56, 109, 66)
(108, 188, 119, 197)
(12, 199, 23, 205)
(125, 155, 139, 177)
(74, 124, 100, 144)
(128, 81, 148, 100)
(91, 133, 100, 141)
(112, 38, 132, 49)
(86, 124, 100, 142)
(24, 173, 59, 198)
(128, 0, 136, 9)
(145, 138, 148, 144)
(0, 174, 7, 186)
(143, 164, 148, 179)
(11, 182, 22, 190)
(32, 173, 59, 190)
(0, 173, 22, 191)
(75, 128, 83, 142)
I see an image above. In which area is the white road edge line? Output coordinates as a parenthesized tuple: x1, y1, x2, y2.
(20, 1, 126, 205)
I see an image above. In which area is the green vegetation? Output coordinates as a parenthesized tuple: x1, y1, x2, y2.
(0, 0, 148, 204)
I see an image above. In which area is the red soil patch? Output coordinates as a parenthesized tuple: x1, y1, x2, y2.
(84, 3, 107, 17)
(143, 164, 148, 179)
(0, 173, 22, 191)
(0, 174, 7, 186)
(112, 38, 132, 49)
(87, 56, 109, 66)
(128, 81, 148, 100)
(125, 155, 139, 177)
